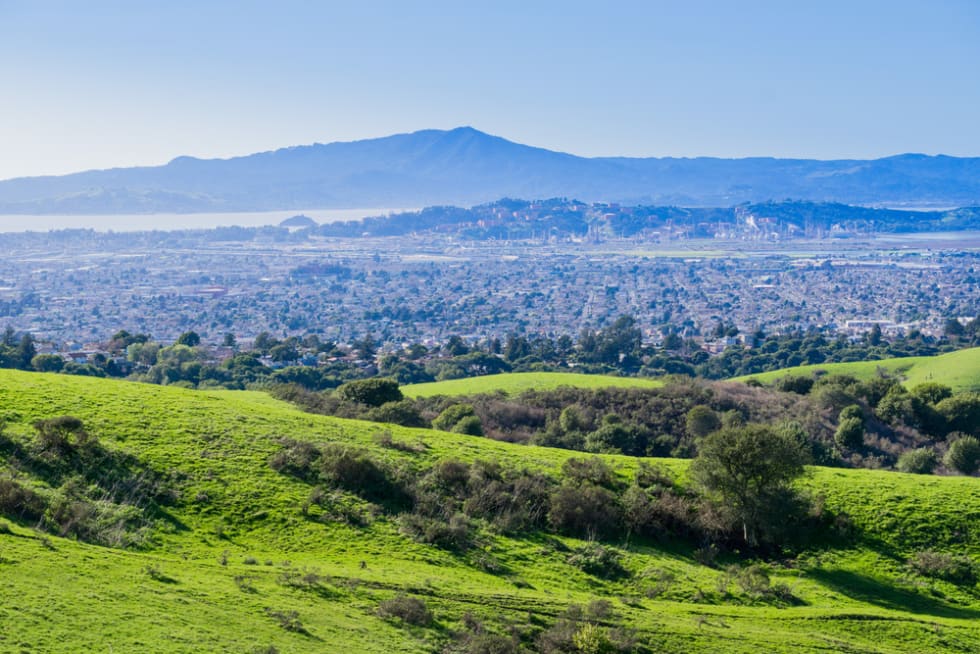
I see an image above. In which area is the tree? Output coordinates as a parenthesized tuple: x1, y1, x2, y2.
(335, 378, 402, 407)
(935, 393, 980, 436)
(689, 425, 809, 547)
(432, 403, 477, 432)
(944, 435, 980, 475)
(835, 416, 864, 449)
(14, 334, 36, 370)
(685, 405, 721, 438)
(896, 448, 938, 474)
(175, 331, 201, 347)
(32, 353, 65, 373)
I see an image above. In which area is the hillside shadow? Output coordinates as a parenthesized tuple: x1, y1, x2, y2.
(808, 568, 980, 620)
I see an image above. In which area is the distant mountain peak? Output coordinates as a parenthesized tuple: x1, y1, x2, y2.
(0, 128, 978, 213)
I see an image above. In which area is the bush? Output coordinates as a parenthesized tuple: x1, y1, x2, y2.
(566, 543, 628, 579)
(775, 376, 814, 395)
(364, 399, 427, 427)
(896, 447, 938, 474)
(944, 435, 980, 475)
(33, 415, 93, 457)
(834, 416, 864, 449)
(377, 595, 433, 626)
(432, 403, 477, 432)
(452, 415, 484, 436)
(935, 392, 980, 436)
(685, 405, 720, 438)
(335, 378, 402, 407)
(0, 478, 46, 522)
(561, 457, 618, 489)
(318, 445, 409, 508)
(399, 512, 473, 551)
(548, 483, 622, 539)
(909, 550, 978, 585)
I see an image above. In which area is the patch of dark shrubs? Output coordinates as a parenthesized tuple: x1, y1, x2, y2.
(909, 550, 978, 585)
(400, 512, 475, 551)
(0, 477, 46, 522)
(270, 439, 411, 511)
(377, 594, 433, 627)
(534, 603, 641, 654)
(566, 543, 629, 580)
(0, 416, 173, 548)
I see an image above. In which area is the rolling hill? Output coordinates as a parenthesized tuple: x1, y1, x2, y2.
(2, 127, 980, 213)
(733, 347, 980, 392)
(1, 370, 979, 653)
(401, 372, 665, 398)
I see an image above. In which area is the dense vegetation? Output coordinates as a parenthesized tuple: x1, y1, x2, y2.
(271, 367, 980, 477)
(10, 309, 980, 396)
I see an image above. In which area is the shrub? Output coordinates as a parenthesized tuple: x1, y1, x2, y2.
(377, 595, 433, 626)
(909, 550, 978, 585)
(318, 444, 409, 508)
(335, 378, 403, 407)
(561, 457, 619, 489)
(269, 438, 319, 481)
(896, 447, 938, 474)
(33, 415, 92, 457)
(0, 478, 47, 522)
(399, 512, 473, 551)
(944, 435, 980, 475)
(935, 392, 980, 436)
(834, 416, 864, 449)
(775, 376, 814, 395)
(265, 609, 306, 633)
(364, 400, 427, 427)
(452, 415, 484, 436)
(566, 543, 628, 579)
(548, 483, 622, 539)
(685, 405, 721, 438)
(432, 403, 477, 432)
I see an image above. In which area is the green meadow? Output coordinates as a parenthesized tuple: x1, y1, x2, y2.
(402, 371, 664, 398)
(0, 370, 978, 653)
(733, 346, 980, 392)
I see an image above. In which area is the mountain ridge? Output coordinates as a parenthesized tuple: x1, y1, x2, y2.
(2, 127, 979, 213)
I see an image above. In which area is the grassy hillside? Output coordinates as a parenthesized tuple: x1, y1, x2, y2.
(403, 371, 664, 398)
(1, 370, 979, 653)
(733, 347, 980, 391)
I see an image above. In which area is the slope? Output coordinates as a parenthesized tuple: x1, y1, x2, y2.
(0, 370, 979, 653)
(402, 371, 665, 398)
(732, 347, 980, 392)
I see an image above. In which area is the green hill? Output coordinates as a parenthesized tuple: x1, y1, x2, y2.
(403, 371, 664, 398)
(1, 370, 979, 653)
(733, 347, 980, 392)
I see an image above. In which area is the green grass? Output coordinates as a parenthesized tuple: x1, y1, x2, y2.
(402, 371, 664, 398)
(0, 370, 979, 653)
(733, 347, 980, 392)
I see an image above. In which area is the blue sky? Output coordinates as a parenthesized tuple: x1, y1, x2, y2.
(2, 0, 979, 179)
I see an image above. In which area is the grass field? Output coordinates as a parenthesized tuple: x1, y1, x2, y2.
(733, 346, 980, 392)
(1, 370, 979, 653)
(402, 371, 664, 398)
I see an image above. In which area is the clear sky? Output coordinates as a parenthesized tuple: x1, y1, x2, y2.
(2, 0, 979, 180)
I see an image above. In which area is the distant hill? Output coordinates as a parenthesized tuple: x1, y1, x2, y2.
(733, 347, 980, 392)
(279, 214, 318, 229)
(402, 371, 665, 398)
(1, 127, 980, 213)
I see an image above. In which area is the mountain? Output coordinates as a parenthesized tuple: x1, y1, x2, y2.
(1, 127, 979, 213)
